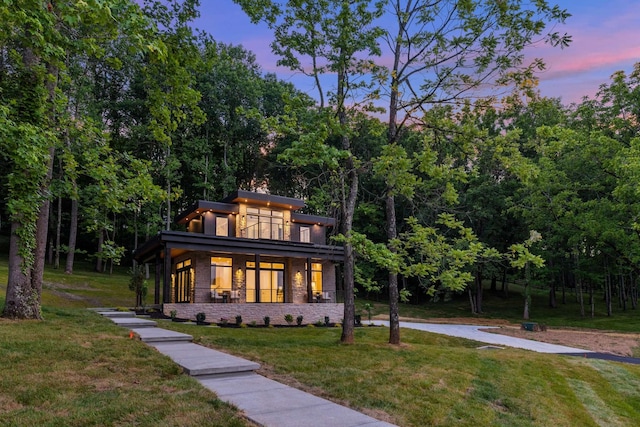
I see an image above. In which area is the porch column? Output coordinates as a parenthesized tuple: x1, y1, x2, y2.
(307, 257, 313, 303)
(255, 254, 260, 303)
(154, 253, 161, 304)
(163, 246, 171, 303)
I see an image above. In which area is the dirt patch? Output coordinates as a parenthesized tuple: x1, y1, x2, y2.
(483, 326, 640, 357)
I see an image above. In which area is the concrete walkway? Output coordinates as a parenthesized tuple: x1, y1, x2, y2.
(376, 320, 592, 354)
(96, 310, 395, 427)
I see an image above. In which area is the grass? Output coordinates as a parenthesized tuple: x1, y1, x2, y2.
(2, 258, 640, 426)
(0, 304, 250, 427)
(161, 321, 640, 427)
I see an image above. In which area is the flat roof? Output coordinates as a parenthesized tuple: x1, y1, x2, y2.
(222, 190, 306, 210)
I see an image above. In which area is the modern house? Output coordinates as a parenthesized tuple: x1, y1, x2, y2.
(134, 190, 345, 324)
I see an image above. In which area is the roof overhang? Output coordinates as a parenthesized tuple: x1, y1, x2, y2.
(175, 201, 239, 224)
(291, 212, 336, 227)
(222, 190, 305, 210)
(133, 231, 344, 263)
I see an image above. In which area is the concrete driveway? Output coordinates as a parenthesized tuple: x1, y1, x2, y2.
(376, 321, 592, 354)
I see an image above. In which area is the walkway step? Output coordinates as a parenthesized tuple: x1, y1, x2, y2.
(150, 342, 260, 376)
(130, 327, 193, 343)
(198, 372, 395, 427)
(98, 311, 136, 318)
(111, 317, 157, 328)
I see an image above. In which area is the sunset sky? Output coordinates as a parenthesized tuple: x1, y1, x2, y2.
(193, 0, 640, 105)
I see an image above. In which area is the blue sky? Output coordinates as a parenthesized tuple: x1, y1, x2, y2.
(192, 0, 640, 105)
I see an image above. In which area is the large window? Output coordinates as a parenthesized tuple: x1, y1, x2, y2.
(245, 207, 284, 240)
(246, 261, 284, 303)
(211, 257, 233, 294)
(308, 262, 323, 298)
(174, 259, 193, 303)
(215, 217, 229, 236)
(300, 226, 310, 243)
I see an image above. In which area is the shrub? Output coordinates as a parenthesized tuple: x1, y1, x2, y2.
(296, 315, 303, 326)
(250, 320, 257, 327)
(170, 310, 177, 320)
(220, 317, 228, 325)
(324, 316, 330, 326)
(235, 315, 242, 326)
(263, 316, 270, 326)
(284, 314, 294, 325)
(354, 314, 362, 326)
(195, 312, 206, 323)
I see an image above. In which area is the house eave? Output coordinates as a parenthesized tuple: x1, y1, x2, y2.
(133, 231, 344, 263)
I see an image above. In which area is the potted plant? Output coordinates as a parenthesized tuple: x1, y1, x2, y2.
(195, 312, 209, 325)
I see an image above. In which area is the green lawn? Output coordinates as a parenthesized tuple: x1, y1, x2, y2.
(2, 259, 640, 426)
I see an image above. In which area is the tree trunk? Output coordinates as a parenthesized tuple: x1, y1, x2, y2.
(577, 277, 585, 317)
(548, 259, 556, 308)
(54, 194, 62, 269)
(386, 193, 400, 345)
(502, 268, 508, 298)
(4, 42, 57, 319)
(589, 282, 595, 318)
(65, 197, 78, 274)
(340, 160, 358, 344)
(605, 270, 612, 316)
(95, 229, 104, 273)
(475, 266, 483, 313)
(4, 223, 42, 319)
(468, 287, 477, 314)
(523, 295, 530, 320)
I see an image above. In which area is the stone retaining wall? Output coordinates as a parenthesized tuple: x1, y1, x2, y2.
(163, 303, 344, 325)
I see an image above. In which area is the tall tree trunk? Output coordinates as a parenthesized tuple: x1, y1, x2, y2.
(468, 287, 477, 314)
(475, 266, 483, 313)
(4, 43, 58, 319)
(589, 282, 595, 319)
(605, 269, 612, 316)
(5, 223, 41, 319)
(384, 10, 404, 345)
(340, 156, 358, 344)
(502, 268, 508, 298)
(95, 229, 104, 273)
(65, 197, 78, 274)
(386, 193, 400, 344)
(54, 193, 62, 269)
(548, 259, 557, 308)
(577, 277, 585, 317)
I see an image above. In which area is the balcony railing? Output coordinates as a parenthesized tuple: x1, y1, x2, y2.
(240, 223, 291, 241)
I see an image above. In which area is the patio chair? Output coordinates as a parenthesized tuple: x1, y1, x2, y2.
(211, 290, 224, 303)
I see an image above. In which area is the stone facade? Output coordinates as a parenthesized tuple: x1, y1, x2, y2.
(163, 303, 345, 325)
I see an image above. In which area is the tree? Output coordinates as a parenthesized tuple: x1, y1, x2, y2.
(235, 0, 384, 344)
(376, 0, 570, 344)
(1, 0, 181, 319)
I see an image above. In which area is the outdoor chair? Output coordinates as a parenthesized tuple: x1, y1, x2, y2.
(211, 290, 224, 303)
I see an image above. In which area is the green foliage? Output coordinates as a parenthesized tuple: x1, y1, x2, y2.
(284, 314, 294, 324)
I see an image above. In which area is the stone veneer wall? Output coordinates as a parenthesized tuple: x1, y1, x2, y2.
(163, 303, 344, 325)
